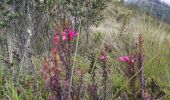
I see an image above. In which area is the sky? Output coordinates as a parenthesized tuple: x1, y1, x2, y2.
(160, 0, 170, 5)
(124, 0, 170, 5)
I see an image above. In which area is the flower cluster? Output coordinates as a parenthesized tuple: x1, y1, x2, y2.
(62, 29, 78, 41)
(118, 55, 137, 98)
(53, 28, 78, 46)
(118, 55, 135, 65)
(42, 27, 78, 100)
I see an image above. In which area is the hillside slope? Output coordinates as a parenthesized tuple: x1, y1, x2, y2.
(125, 0, 170, 23)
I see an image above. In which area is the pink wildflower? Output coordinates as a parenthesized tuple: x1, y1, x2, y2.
(118, 55, 135, 64)
(62, 29, 78, 41)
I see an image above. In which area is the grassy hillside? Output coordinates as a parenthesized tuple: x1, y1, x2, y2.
(0, 0, 170, 99)
(125, 0, 170, 23)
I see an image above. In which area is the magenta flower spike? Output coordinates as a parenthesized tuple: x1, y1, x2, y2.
(118, 55, 135, 64)
(69, 29, 78, 37)
(118, 56, 131, 62)
(53, 29, 78, 45)
(62, 29, 78, 41)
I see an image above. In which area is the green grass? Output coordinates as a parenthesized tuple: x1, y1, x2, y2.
(90, 7, 170, 98)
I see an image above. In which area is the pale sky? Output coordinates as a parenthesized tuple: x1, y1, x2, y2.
(160, 0, 170, 5)
(124, 0, 170, 5)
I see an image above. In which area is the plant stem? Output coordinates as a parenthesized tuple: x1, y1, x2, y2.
(68, 20, 81, 97)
